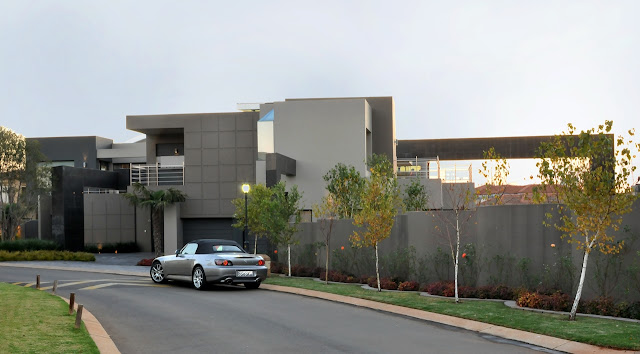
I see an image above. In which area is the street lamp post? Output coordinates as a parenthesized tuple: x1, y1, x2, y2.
(241, 184, 250, 251)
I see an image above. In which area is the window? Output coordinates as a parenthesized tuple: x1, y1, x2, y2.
(180, 243, 198, 255)
(209, 245, 243, 253)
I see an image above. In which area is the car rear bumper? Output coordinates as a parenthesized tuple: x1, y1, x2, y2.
(204, 266, 268, 284)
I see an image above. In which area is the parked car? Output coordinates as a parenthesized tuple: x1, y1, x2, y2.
(150, 239, 268, 290)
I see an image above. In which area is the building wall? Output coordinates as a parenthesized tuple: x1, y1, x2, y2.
(181, 112, 259, 217)
(83, 194, 136, 246)
(31, 136, 111, 169)
(273, 98, 371, 210)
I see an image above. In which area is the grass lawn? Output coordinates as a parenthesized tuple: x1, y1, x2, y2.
(265, 276, 640, 350)
(0, 283, 99, 354)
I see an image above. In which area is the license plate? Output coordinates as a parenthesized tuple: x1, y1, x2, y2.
(236, 270, 255, 277)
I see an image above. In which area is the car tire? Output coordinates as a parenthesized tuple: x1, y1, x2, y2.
(192, 266, 207, 290)
(150, 261, 168, 284)
(244, 282, 260, 289)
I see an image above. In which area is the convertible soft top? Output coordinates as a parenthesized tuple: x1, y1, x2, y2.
(189, 239, 242, 253)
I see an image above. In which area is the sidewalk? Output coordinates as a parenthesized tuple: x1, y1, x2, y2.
(1, 254, 637, 354)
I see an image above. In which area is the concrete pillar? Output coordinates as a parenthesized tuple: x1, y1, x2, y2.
(163, 204, 182, 255)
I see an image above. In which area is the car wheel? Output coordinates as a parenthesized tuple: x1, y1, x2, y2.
(192, 266, 207, 290)
(244, 282, 260, 289)
(150, 261, 168, 284)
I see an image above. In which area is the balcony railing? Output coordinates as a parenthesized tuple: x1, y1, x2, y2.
(130, 163, 184, 186)
(397, 158, 472, 183)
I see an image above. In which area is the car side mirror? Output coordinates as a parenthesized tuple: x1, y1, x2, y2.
(175, 249, 180, 256)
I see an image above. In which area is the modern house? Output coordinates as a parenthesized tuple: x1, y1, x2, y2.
(29, 96, 575, 254)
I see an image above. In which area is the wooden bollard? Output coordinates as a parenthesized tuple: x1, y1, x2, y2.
(36, 275, 40, 289)
(75, 304, 83, 329)
(52, 280, 58, 294)
(69, 293, 75, 315)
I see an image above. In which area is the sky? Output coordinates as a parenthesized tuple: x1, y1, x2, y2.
(1, 1, 639, 184)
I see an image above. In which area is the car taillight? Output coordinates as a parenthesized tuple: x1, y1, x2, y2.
(215, 259, 233, 266)
(257, 259, 265, 266)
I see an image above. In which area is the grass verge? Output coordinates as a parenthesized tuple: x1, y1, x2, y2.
(0, 250, 95, 262)
(264, 276, 640, 350)
(0, 283, 99, 353)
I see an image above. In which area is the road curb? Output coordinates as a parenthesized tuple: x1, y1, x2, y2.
(260, 284, 637, 354)
(0, 262, 148, 277)
(60, 296, 120, 354)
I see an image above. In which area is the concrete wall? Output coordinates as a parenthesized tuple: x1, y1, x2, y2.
(272, 98, 371, 210)
(292, 202, 640, 300)
(83, 194, 135, 246)
(31, 136, 110, 169)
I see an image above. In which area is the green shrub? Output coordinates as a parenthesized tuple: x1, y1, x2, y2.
(0, 239, 61, 252)
(84, 242, 140, 253)
(0, 250, 95, 262)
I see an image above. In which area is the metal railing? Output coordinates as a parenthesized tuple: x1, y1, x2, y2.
(130, 163, 184, 186)
(397, 157, 472, 183)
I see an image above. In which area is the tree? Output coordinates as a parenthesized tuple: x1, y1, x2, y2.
(351, 154, 401, 291)
(313, 195, 339, 285)
(267, 182, 302, 277)
(0, 127, 50, 241)
(323, 163, 364, 219)
(122, 183, 187, 258)
(431, 183, 475, 303)
(404, 178, 429, 211)
(534, 120, 639, 320)
(232, 184, 273, 254)
(478, 147, 510, 205)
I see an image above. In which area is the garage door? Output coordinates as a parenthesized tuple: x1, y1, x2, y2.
(181, 218, 242, 245)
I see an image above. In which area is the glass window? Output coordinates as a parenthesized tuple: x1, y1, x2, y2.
(180, 243, 198, 255)
(211, 245, 243, 253)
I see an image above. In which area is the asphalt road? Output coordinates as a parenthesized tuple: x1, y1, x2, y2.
(0, 267, 552, 354)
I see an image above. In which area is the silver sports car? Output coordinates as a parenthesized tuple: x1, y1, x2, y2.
(150, 239, 268, 290)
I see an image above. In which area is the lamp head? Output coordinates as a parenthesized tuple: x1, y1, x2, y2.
(242, 184, 250, 194)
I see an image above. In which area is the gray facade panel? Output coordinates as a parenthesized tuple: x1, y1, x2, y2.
(219, 132, 236, 148)
(202, 200, 220, 214)
(184, 132, 202, 149)
(220, 199, 236, 215)
(219, 167, 237, 182)
(184, 148, 202, 166)
(203, 166, 219, 182)
(219, 149, 236, 165)
(184, 117, 202, 133)
(236, 115, 254, 131)
(185, 184, 203, 199)
(202, 183, 220, 199)
(106, 214, 121, 229)
(219, 116, 236, 131)
(237, 165, 254, 181)
(236, 148, 254, 165)
(220, 182, 238, 199)
(202, 132, 219, 148)
(185, 166, 202, 183)
(202, 149, 219, 165)
(202, 118, 219, 132)
(235, 131, 253, 147)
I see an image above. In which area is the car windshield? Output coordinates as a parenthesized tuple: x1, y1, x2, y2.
(209, 245, 243, 253)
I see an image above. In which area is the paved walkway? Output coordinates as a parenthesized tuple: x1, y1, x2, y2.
(1, 254, 637, 354)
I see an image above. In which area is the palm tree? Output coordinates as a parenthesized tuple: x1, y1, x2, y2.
(122, 183, 187, 258)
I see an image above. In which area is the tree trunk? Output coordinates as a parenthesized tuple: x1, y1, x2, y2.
(151, 209, 163, 258)
(325, 238, 330, 285)
(375, 243, 381, 292)
(454, 214, 460, 303)
(287, 243, 292, 277)
(570, 250, 590, 320)
(254, 234, 258, 255)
